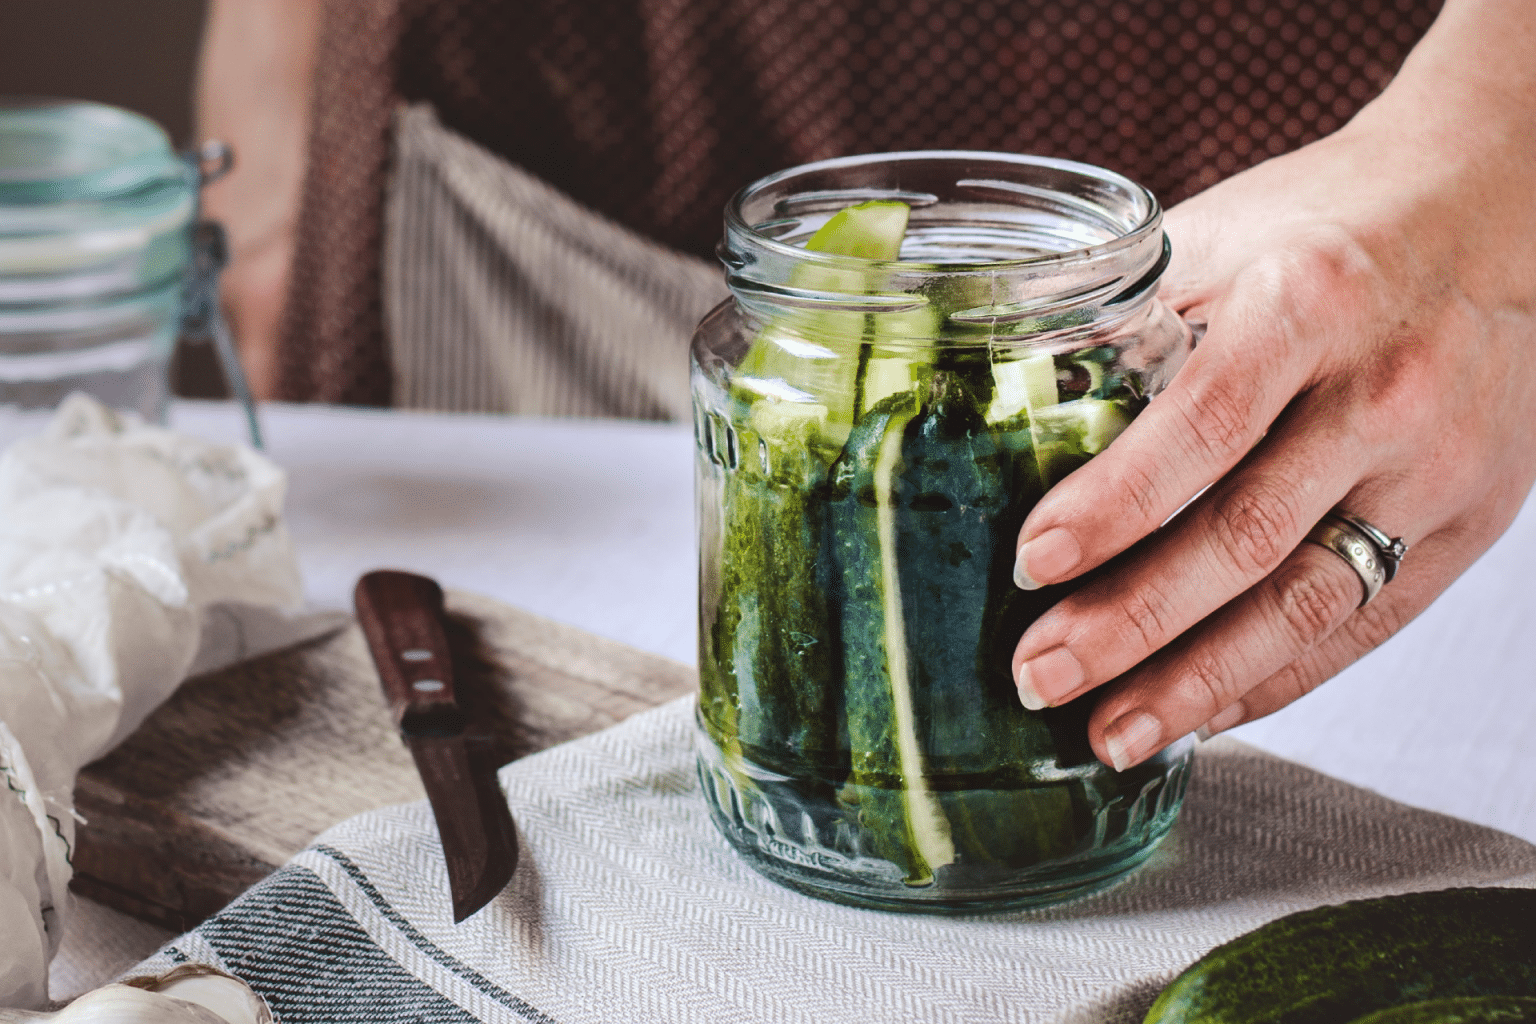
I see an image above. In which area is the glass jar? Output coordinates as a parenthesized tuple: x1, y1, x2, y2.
(0, 100, 254, 436)
(692, 151, 1197, 913)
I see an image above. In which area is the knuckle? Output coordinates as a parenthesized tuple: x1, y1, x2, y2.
(1181, 646, 1241, 713)
(1251, 658, 1327, 715)
(1208, 481, 1302, 575)
(1230, 230, 1375, 377)
(1109, 457, 1165, 529)
(1338, 596, 1407, 654)
(1172, 375, 1257, 467)
(1269, 228, 1377, 326)
(1357, 296, 1471, 419)
(1350, 337, 1443, 448)
(1113, 578, 1182, 656)
(1265, 556, 1358, 651)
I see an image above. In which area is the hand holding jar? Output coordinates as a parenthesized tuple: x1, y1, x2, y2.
(1009, 0, 1536, 771)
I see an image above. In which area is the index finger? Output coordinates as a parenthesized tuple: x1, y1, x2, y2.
(1013, 261, 1323, 589)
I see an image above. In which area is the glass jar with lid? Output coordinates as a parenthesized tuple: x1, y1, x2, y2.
(0, 99, 255, 437)
(692, 151, 1197, 912)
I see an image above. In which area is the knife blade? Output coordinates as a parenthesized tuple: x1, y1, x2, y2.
(354, 570, 519, 922)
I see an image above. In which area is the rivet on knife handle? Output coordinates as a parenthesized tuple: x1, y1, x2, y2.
(354, 570, 461, 731)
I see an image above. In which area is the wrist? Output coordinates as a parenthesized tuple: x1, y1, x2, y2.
(1354, 1, 1536, 160)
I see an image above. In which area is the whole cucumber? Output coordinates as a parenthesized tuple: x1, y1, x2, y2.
(1145, 887, 1536, 1024)
(1347, 997, 1536, 1024)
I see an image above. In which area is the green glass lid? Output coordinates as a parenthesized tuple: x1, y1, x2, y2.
(0, 99, 186, 202)
(0, 100, 195, 276)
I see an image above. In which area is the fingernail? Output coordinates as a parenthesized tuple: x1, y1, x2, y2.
(1196, 702, 1246, 742)
(1013, 528, 1082, 590)
(1016, 646, 1085, 711)
(1104, 710, 1163, 772)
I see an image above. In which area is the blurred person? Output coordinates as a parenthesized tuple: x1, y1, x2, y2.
(196, 0, 1536, 769)
(195, 0, 319, 400)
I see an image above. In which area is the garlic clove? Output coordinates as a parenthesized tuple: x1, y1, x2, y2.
(127, 966, 271, 1024)
(0, 966, 272, 1024)
(0, 984, 228, 1023)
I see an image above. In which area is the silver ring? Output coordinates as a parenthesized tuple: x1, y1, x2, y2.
(1329, 510, 1408, 582)
(1303, 510, 1407, 606)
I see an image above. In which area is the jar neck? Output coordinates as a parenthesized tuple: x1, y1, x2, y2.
(720, 151, 1168, 344)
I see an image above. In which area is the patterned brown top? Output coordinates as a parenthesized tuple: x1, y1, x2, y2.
(278, 0, 1442, 406)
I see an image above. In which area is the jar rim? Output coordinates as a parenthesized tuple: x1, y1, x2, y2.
(719, 151, 1169, 338)
(0, 100, 196, 284)
(724, 150, 1162, 273)
(0, 100, 185, 199)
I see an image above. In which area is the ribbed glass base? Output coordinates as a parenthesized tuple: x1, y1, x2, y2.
(696, 722, 1193, 914)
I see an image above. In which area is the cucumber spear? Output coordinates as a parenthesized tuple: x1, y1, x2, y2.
(734, 200, 932, 433)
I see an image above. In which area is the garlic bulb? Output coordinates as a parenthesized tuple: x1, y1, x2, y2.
(0, 966, 271, 1024)
(125, 967, 271, 1024)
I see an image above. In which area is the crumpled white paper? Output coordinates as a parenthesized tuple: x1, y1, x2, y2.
(0, 396, 305, 1007)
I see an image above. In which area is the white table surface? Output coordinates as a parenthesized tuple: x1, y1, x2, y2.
(8, 399, 1535, 995)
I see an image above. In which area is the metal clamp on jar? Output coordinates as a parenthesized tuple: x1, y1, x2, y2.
(0, 100, 260, 445)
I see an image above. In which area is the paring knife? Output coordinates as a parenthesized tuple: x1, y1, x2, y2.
(354, 570, 519, 922)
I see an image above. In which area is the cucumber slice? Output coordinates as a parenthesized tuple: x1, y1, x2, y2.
(1028, 397, 1133, 488)
(805, 200, 909, 259)
(835, 394, 957, 885)
(749, 396, 829, 444)
(737, 200, 934, 427)
(804, 201, 930, 420)
(735, 325, 856, 423)
(988, 351, 1064, 486)
(870, 402, 956, 881)
(988, 352, 1058, 423)
(743, 394, 849, 462)
(861, 347, 916, 411)
(1040, 396, 1132, 455)
(1085, 360, 1105, 395)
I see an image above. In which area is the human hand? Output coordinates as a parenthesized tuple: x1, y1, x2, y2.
(1008, 0, 1536, 771)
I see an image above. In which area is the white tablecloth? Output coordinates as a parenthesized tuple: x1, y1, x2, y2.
(7, 400, 1534, 996)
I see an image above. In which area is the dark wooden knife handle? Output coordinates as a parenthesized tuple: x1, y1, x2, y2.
(354, 570, 460, 728)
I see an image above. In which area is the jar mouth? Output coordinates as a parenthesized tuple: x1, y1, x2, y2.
(720, 151, 1167, 338)
(726, 150, 1160, 270)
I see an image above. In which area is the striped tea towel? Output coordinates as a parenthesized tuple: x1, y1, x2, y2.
(129, 696, 1536, 1024)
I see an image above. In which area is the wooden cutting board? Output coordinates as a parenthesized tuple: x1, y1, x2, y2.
(70, 591, 697, 931)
